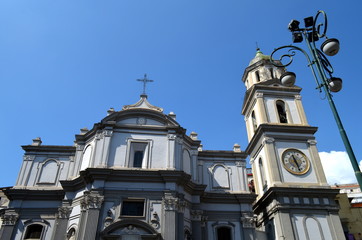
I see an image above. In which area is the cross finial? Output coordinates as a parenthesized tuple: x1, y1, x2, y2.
(256, 42, 260, 51)
(137, 74, 154, 95)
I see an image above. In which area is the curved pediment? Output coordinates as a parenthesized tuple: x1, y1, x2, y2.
(117, 116, 165, 127)
(122, 94, 163, 112)
(101, 219, 161, 240)
(103, 109, 179, 128)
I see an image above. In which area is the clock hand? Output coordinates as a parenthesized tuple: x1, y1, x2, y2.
(292, 155, 301, 171)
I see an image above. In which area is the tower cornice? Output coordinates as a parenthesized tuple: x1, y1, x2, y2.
(245, 124, 318, 154)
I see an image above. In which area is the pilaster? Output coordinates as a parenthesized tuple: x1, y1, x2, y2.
(167, 133, 176, 169)
(240, 212, 256, 240)
(295, 95, 308, 125)
(162, 192, 184, 240)
(99, 129, 113, 167)
(0, 210, 19, 240)
(308, 139, 328, 185)
(262, 137, 281, 185)
(52, 205, 73, 240)
(191, 210, 203, 240)
(256, 92, 268, 123)
(77, 191, 104, 240)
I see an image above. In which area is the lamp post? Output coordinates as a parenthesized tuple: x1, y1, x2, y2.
(270, 10, 362, 191)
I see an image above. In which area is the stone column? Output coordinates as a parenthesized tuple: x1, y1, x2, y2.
(191, 210, 203, 240)
(201, 215, 208, 240)
(52, 205, 73, 239)
(241, 212, 256, 240)
(177, 197, 185, 240)
(0, 210, 19, 240)
(77, 191, 104, 240)
(162, 193, 179, 240)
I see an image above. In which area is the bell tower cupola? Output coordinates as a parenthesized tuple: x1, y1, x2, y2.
(241, 49, 309, 141)
(242, 49, 286, 90)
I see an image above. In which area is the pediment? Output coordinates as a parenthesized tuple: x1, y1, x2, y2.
(101, 219, 161, 240)
(101, 109, 180, 129)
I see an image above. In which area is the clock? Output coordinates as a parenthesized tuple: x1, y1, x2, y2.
(281, 149, 310, 175)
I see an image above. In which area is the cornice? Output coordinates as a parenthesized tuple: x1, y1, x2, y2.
(253, 187, 340, 214)
(21, 145, 76, 154)
(201, 192, 257, 204)
(242, 59, 272, 82)
(198, 150, 248, 159)
(4, 188, 64, 201)
(61, 168, 207, 195)
(245, 124, 318, 154)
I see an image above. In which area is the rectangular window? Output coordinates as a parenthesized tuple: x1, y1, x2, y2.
(128, 141, 149, 168)
(121, 200, 145, 217)
(133, 151, 144, 168)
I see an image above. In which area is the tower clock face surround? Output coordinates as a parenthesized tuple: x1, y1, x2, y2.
(281, 149, 310, 175)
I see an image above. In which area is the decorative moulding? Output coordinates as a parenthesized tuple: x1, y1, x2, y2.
(122, 95, 163, 112)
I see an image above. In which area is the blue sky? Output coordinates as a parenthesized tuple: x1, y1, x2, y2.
(0, 1, 361, 187)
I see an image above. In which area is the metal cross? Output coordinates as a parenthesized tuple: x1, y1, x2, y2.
(137, 74, 154, 95)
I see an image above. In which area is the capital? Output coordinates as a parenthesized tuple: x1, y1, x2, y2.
(190, 210, 204, 221)
(263, 137, 275, 144)
(23, 155, 36, 161)
(58, 206, 72, 219)
(80, 191, 104, 211)
(1, 211, 19, 226)
(240, 212, 255, 228)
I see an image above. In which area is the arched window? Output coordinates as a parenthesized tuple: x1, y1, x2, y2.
(251, 111, 257, 133)
(255, 70, 260, 82)
(276, 100, 288, 123)
(217, 226, 232, 240)
(259, 158, 267, 189)
(67, 228, 76, 240)
(24, 224, 43, 239)
(269, 68, 274, 79)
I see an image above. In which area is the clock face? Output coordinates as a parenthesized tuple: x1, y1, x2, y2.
(282, 149, 310, 175)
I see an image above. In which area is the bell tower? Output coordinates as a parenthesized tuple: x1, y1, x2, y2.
(242, 49, 344, 239)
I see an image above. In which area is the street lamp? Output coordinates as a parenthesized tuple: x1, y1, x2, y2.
(270, 10, 362, 191)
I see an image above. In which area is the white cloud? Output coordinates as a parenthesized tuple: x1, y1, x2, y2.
(319, 151, 362, 185)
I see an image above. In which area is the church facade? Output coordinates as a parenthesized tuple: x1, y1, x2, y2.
(0, 51, 345, 239)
